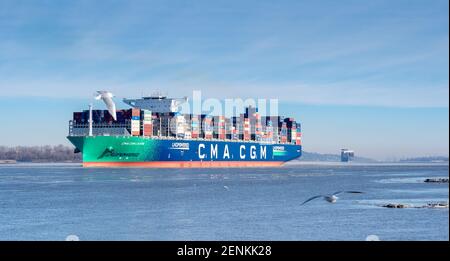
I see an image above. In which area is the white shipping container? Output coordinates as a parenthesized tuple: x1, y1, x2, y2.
(131, 120, 140, 132)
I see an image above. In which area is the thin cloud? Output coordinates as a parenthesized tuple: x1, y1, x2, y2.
(0, 77, 448, 108)
(0, 0, 448, 109)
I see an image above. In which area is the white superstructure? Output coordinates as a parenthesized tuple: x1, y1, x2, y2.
(123, 95, 188, 113)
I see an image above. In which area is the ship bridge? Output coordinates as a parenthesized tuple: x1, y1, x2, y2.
(123, 95, 188, 113)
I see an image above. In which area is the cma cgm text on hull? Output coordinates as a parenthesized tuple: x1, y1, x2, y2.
(67, 92, 302, 168)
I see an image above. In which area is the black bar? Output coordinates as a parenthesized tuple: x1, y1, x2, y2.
(0, 241, 448, 258)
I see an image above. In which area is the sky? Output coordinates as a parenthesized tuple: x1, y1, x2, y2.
(0, 0, 448, 160)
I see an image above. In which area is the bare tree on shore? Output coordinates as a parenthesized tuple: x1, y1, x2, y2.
(0, 145, 81, 162)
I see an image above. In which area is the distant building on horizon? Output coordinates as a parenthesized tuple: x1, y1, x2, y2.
(341, 149, 355, 162)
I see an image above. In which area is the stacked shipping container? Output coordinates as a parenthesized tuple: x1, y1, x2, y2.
(143, 110, 153, 137)
(191, 115, 200, 139)
(263, 119, 274, 143)
(254, 112, 262, 141)
(71, 106, 300, 144)
(131, 108, 141, 136)
(202, 115, 213, 139)
(213, 116, 226, 140)
(296, 127, 302, 145)
(280, 122, 287, 143)
(284, 118, 297, 144)
(243, 118, 250, 141)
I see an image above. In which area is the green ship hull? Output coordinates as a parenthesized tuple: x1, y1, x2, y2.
(68, 136, 302, 168)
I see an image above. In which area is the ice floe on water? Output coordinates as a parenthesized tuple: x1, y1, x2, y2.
(376, 176, 449, 184)
(357, 198, 449, 209)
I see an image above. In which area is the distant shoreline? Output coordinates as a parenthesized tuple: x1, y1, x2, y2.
(0, 160, 81, 165)
(287, 161, 449, 166)
(1, 145, 448, 165)
(0, 160, 17, 164)
(0, 160, 449, 167)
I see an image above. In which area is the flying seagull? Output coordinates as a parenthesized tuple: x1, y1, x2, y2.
(95, 91, 117, 121)
(301, 191, 364, 205)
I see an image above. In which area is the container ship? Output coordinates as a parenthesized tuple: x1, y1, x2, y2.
(67, 93, 302, 167)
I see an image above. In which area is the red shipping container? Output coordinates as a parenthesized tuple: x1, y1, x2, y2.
(143, 124, 153, 136)
(296, 132, 302, 145)
(132, 108, 140, 117)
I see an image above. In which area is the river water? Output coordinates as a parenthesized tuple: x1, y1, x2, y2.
(0, 162, 448, 240)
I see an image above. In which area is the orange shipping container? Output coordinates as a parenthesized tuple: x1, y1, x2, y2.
(143, 124, 153, 136)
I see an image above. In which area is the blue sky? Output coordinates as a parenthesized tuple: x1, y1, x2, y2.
(0, 0, 448, 160)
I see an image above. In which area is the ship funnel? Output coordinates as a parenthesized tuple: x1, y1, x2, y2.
(95, 91, 117, 121)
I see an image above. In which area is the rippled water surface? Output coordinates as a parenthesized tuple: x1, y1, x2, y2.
(0, 162, 448, 240)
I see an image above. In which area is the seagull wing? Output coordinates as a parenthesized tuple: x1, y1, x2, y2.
(98, 91, 117, 121)
(333, 191, 364, 196)
(301, 195, 325, 205)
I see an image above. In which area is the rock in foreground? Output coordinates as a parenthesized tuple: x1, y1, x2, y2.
(380, 202, 448, 209)
(424, 178, 449, 183)
(382, 203, 410, 208)
(424, 202, 449, 209)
